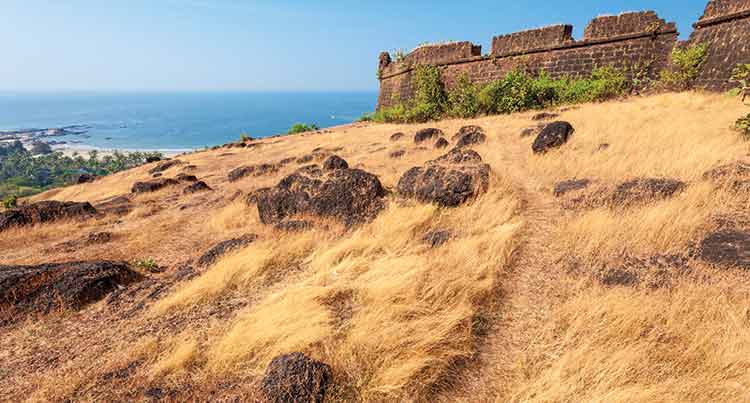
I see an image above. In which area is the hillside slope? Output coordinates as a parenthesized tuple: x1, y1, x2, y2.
(1, 92, 750, 402)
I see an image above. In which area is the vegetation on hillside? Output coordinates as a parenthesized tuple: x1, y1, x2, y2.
(288, 122, 320, 134)
(0, 141, 162, 200)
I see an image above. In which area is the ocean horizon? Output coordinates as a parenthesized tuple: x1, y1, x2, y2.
(0, 91, 377, 151)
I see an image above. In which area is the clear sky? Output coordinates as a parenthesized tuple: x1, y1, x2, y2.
(0, 0, 711, 92)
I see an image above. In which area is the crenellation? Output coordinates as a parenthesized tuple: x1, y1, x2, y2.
(377, 1, 746, 109)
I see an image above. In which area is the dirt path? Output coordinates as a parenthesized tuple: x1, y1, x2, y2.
(440, 137, 573, 402)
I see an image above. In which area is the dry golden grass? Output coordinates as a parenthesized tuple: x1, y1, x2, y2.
(3, 91, 750, 402)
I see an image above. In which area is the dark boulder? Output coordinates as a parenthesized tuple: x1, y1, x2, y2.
(257, 167, 386, 226)
(228, 164, 279, 182)
(390, 132, 405, 142)
(183, 181, 212, 194)
(0, 261, 142, 322)
(414, 128, 444, 144)
(95, 195, 133, 216)
(435, 138, 449, 149)
(296, 154, 314, 164)
(148, 159, 181, 174)
(152, 173, 163, 178)
(0, 201, 97, 233)
(278, 157, 296, 166)
(389, 150, 406, 159)
(532, 121, 574, 154)
(322, 155, 349, 171)
(197, 234, 258, 267)
(397, 148, 490, 207)
(131, 178, 179, 194)
(597, 143, 610, 152)
(145, 156, 162, 163)
(532, 112, 559, 121)
(553, 179, 591, 197)
(452, 125, 484, 141)
(455, 126, 487, 148)
(76, 173, 97, 184)
(699, 230, 750, 269)
(245, 187, 272, 205)
(610, 178, 686, 207)
(175, 173, 198, 182)
(260, 352, 332, 403)
(423, 230, 452, 248)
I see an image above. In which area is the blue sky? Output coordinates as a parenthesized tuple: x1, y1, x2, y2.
(0, 0, 710, 92)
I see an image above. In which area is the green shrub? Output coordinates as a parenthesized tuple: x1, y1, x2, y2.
(448, 74, 481, 118)
(478, 70, 540, 114)
(288, 123, 319, 134)
(659, 43, 708, 90)
(2, 194, 17, 209)
(730, 63, 750, 102)
(239, 132, 251, 141)
(735, 113, 750, 137)
(412, 64, 447, 121)
(133, 257, 158, 272)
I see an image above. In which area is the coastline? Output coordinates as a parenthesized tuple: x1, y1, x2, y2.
(51, 143, 191, 158)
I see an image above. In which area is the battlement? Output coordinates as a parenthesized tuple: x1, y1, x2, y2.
(377, 1, 749, 109)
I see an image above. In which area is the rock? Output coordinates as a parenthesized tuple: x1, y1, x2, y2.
(245, 187, 272, 205)
(275, 220, 313, 232)
(95, 195, 133, 216)
(553, 179, 591, 197)
(197, 234, 258, 267)
(390, 132, 405, 142)
(257, 167, 386, 226)
(0, 261, 142, 322)
(532, 121, 574, 154)
(594, 255, 690, 289)
(145, 156, 162, 163)
(389, 150, 406, 159)
(76, 173, 96, 184)
(322, 155, 349, 171)
(228, 163, 279, 182)
(597, 143, 610, 151)
(435, 138, 449, 149)
(181, 164, 197, 171)
(183, 181, 212, 194)
(454, 126, 486, 148)
(152, 173, 163, 178)
(532, 112, 559, 121)
(131, 178, 179, 194)
(610, 178, 686, 206)
(260, 352, 332, 403)
(175, 173, 198, 182)
(278, 157, 296, 166)
(296, 154, 314, 164)
(0, 201, 97, 233)
(148, 159, 181, 174)
(414, 128, 444, 144)
(452, 125, 484, 141)
(422, 230, 452, 248)
(521, 125, 544, 138)
(699, 230, 750, 269)
(55, 232, 113, 252)
(397, 148, 490, 207)
(703, 161, 750, 181)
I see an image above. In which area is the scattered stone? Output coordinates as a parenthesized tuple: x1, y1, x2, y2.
(455, 126, 487, 148)
(699, 230, 750, 269)
(296, 154, 314, 164)
(197, 234, 258, 267)
(532, 112, 559, 121)
(145, 156, 162, 163)
(389, 150, 406, 159)
(183, 181, 212, 194)
(181, 164, 197, 171)
(322, 155, 349, 171)
(390, 132, 405, 142)
(397, 148, 490, 207)
(279, 157, 296, 166)
(422, 230, 452, 248)
(257, 167, 386, 226)
(521, 125, 544, 138)
(452, 125, 484, 141)
(0, 261, 142, 322)
(274, 220, 313, 232)
(131, 178, 179, 194)
(228, 163, 279, 182)
(95, 195, 133, 216)
(610, 178, 686, 207)
(553, 179, 591, 197)
(0, 201, 97, 233)
(594, 254, 690, 289)
(414, 128, 444, 144)
(148, 159, 181, 174)
(532, 121, 574, 154)
(76, 173, 96, 184)
(55, 232, 113, 252)
(245, 187, 272, 205)
(435, 138, 449, 149)
(260, 352, 332, 403)
(702, 160, 750, 181)
(152, 173, 163, 178)
(175, 173, 198, 182)
(597, 143, 610, 151)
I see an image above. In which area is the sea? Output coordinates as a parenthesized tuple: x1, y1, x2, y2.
(0, 92, 377, 152)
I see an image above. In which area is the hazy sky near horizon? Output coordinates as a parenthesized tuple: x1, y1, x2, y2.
(1, 1, 710, 92)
